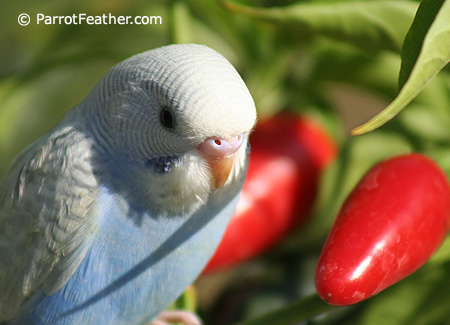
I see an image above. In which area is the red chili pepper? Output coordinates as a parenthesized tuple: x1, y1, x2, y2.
(204, 113, 337, 273)
(315, 153, 450, 306)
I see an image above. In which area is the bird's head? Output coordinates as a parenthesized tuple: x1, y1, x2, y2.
(82, 44, 256, 216)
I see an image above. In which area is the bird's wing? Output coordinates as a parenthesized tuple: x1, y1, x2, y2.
(0, 125, 99, 320)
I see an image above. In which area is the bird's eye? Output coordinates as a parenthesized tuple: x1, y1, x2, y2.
(160, 107, 175, 129)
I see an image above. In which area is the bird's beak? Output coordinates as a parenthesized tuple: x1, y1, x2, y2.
(204, 155, 235, 189)
(198, 134, 244, 189)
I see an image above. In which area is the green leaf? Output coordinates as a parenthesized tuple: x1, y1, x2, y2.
(398, 0, 446, 89)
(310, 42, 401, 98)
(352, 0, 450, 135)
(239, 294, 335, 325)
(222, 0, 417, 52)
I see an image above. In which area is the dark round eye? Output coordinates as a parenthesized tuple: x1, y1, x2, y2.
(160, 107, 175, 129)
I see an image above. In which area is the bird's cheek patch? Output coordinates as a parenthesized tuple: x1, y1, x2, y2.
(145, 155, 180, 174)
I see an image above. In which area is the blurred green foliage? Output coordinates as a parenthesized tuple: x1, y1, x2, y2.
(1, 0, 450, 324)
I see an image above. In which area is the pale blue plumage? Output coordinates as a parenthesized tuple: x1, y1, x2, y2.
(0, 44, 256, 324)
(14, 186, 241, 324)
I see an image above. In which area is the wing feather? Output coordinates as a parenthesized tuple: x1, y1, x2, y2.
(0, 125, 99, 321)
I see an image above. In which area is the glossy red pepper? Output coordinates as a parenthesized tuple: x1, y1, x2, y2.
(315, 153, 450, 306)
(204, 113, 337, 273)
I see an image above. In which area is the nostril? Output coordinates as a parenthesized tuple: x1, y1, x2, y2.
(198, 134, 245, 158)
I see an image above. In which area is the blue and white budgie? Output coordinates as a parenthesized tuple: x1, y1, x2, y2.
(0, 44, 256, 324)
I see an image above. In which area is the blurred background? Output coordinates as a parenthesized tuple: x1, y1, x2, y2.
(2, 0, 450, 324)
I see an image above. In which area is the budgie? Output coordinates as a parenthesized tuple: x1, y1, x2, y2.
(0, 44, 256, 324)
